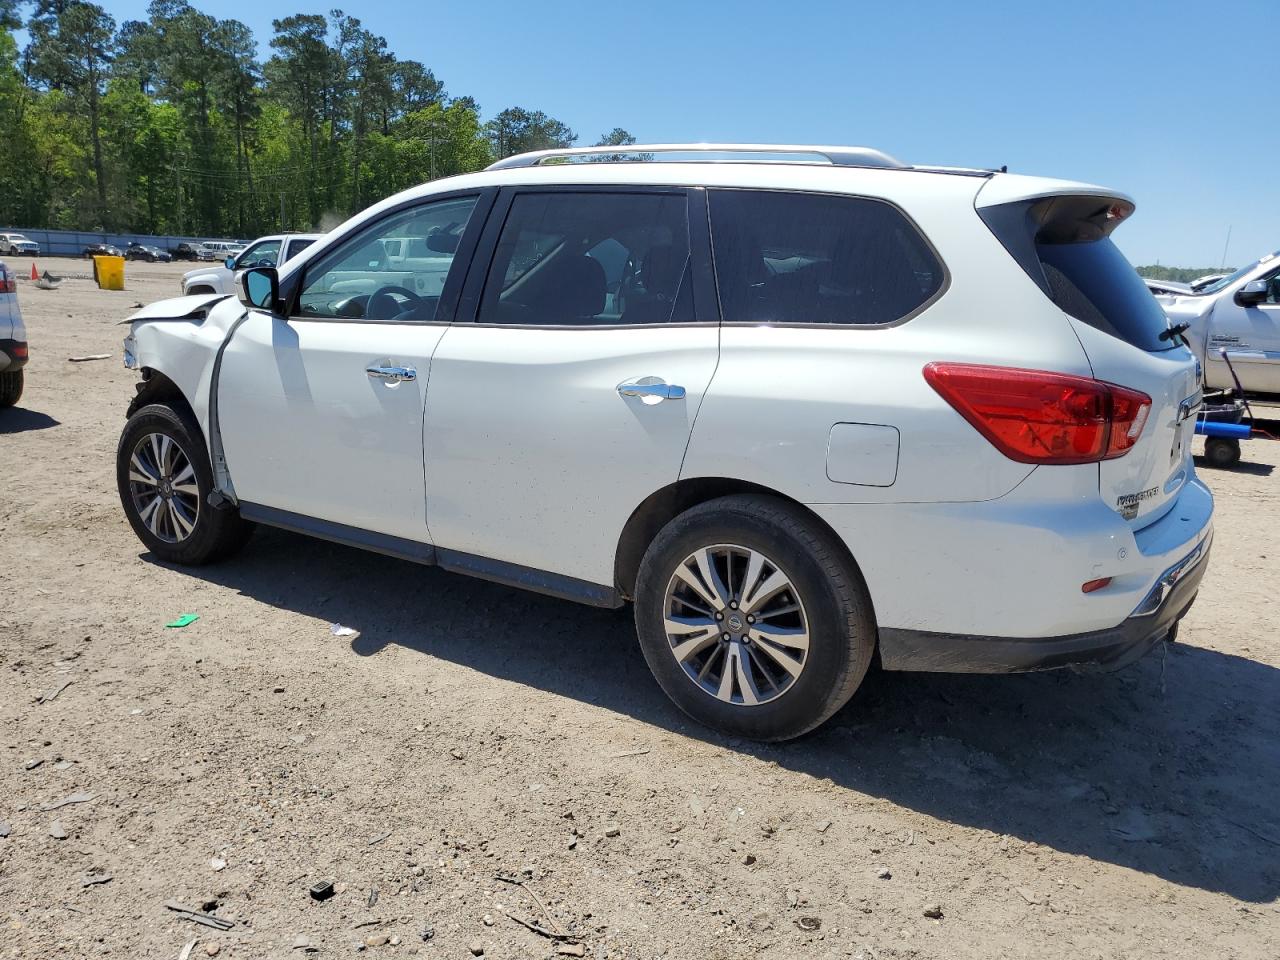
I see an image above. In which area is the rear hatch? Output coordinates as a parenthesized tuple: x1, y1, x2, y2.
(978, 188, 1200, 527)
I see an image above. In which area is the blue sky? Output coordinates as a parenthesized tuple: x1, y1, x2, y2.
(101, 0, 1277, 267)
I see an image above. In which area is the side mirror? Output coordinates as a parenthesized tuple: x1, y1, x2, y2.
(1235, 279, 1268, 306)
(225, 256, 237, 270)
(238, 267, 279, 311)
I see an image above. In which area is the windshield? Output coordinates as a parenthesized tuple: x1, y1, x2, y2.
(1196, 251, 1278, 296)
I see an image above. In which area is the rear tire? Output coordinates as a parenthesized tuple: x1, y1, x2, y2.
(0, 369, 23, 408)
(634, 494, 876, 741)
(116, 403, 253, 565)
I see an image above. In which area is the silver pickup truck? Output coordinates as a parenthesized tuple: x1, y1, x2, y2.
(1159, 250, 1280, 395)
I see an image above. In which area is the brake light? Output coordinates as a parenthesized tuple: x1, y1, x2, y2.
(0, 268, 13, 293)
(923, 363, 1151, 465)
(11, 344, 26, 359)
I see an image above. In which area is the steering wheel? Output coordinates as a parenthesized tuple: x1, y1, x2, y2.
(367, 284, 423, 320)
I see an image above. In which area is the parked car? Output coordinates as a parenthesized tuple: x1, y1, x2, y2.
(117, 143, 1213, 741)
(171, 242, 202, 261)
(1142, 277, 1192, 297)
(197, 241, 245, 262)
(0, 261, 27, 407)
(182, 234, 322, 296)
(0, 233, 39, 256)
(1161, 249, 1280, 394)
(126, 242, 173, 262)
(83, 243, 123, 258)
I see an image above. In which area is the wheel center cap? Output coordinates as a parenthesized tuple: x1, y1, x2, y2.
(726, 613, 744, 633)
(160, 480, 172, 496)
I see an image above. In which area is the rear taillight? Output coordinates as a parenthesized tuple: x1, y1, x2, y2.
(923, 362, 1151, 465)
(0, 268, 13, 293)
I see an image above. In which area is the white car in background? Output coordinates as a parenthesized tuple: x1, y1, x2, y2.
(1190, 273, 1228, 293)
(0, 261, 28, 407)
(183, 234, 321, 296)
(0, 233, 39, 256)
(196, 241, 245, 262)
(1162, 250, 1280, 394)
(1142, 277, 1192, 298)
(117, 143, 1212, 741)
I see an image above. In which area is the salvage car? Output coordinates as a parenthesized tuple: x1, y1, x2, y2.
(116, 143, 1213, 741)
(126, 242, 173, 262)
(1142, 277, 1192, 297)
(1161, 250, 1280, 394)
(83, 242, 123, 258)
(0, 260, 27, 407)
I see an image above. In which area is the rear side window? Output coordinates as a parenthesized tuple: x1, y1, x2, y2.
(479, 192, 693, 326)
(708, 190, 944, 325)
(285, 238, 314, 261)
(1037, 238, 1173, 352)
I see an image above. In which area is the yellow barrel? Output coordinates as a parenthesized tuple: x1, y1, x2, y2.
(93, 255, 125, 290)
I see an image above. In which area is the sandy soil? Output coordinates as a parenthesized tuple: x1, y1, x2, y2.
(1, 259, 1278, 960)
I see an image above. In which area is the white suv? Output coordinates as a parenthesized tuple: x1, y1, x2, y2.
(115, 144, 1213, 741)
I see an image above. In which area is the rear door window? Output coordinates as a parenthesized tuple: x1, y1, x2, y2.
(708, 189, 944, 325)
(284, 238, 315, 262)
(478, 191, 694, 326)
(1037, 238, 1174, 352)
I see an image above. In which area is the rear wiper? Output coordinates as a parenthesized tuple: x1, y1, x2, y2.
(1159, 321, 1191, 343)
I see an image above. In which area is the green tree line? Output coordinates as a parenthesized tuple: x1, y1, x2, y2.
(1134, 265, 1235, 283)
(0, 0, 635, 238)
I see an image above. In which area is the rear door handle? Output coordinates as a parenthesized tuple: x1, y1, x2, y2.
(366, 364, 417, 383)
(617, 378, 686, 403)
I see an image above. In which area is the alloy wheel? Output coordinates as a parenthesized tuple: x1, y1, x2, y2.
(663, 543, 810, 706)
(127, 432, 201, 543)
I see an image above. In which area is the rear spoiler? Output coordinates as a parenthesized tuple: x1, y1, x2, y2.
(976, 185, 1136, 298)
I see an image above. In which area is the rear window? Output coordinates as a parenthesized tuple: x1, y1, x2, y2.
(979, 194, 1175, 353)
(1037, 238, 1174, 352)
(708, 189, 944, 325)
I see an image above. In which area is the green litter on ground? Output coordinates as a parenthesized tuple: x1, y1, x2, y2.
(165, 614, 199, 628)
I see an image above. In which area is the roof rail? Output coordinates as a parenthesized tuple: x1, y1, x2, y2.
(486, 143, 910, 172)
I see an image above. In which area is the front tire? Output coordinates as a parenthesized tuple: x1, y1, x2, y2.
(634, 495, 876, 741)
(0, 369, 23, 407)
(116, 403, 253, 564)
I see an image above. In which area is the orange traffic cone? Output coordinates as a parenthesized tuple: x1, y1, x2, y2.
(30, 262, 38, 280)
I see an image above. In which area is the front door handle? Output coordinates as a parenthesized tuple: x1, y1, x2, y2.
(366, 364, 417, 383)
(617, 378, 686, 403)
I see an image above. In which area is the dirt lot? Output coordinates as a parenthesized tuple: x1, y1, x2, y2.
(1, 258, 1278, 960)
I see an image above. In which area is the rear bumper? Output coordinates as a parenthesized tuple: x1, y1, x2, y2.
(0, 338, 27, 372)
(877, 531, 1210, 673)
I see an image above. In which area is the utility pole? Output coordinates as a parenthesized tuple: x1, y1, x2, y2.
(1219, 226, 1233, 271)
(173, 161, 183, 235)
(280, 192, 286, 232)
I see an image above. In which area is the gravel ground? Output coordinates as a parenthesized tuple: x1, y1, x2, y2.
(1, 258, 1278, 959)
